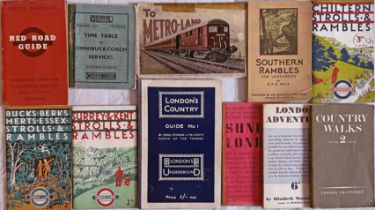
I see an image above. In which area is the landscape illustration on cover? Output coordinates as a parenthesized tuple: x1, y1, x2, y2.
(6, 140, 72, 209)
(73, 143, 136, 208)
(72, 107, 137, 208)
(313, 32, 374, 103)
(259, 8, 298, 55)
(139, 4, 246, 74)
(312, 1, 374, 103)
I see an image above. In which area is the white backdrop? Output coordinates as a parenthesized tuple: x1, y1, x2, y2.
(0, 0, 374, 210)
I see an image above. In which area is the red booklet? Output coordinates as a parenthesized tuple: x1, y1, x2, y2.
(2, 0, 68, 105)
(222, 103, 262, 205)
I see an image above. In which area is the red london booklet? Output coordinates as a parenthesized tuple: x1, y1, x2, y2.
(222, 103, 262, 205)
(2, 0, 68, 105)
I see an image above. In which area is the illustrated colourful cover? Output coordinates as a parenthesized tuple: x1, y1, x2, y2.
(2, 0, 68, 105)
(312, 104, 374, 208)
(137, 3, 247, 77)
(248, 0, 312, 102)
(263, 104, 310, 208)
(140, 79, 222, 208)
(68, 4, 135, 89)
(312, 0, 374, 103)
(72, 106, 137, 208)
(222, 103, 262, 205)
(5, 107, 72, 210)
(0, 106, 5, 210)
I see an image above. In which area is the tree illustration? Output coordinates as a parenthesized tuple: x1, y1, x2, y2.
(259, 10, 268, 54)
(7, 142, 28, 192)
(312, 35, 331, 71)
(352, 55, 360, 66)
(360, 61, 367, 68)
(366, 61, 374, 69)
(327, 47, 337, 60)
(340, 48, 350, 62)
(260, 9, 279, 54)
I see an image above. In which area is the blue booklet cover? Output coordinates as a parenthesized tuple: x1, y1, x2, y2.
(140, 80, 222, 208)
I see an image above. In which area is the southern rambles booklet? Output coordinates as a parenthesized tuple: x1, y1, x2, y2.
(222, 103, 262, 205)
(2, 0, 68, 105)
(248, 0, 312, 102)
(312, 0, 374, 103)
(5, 107, 72, 210)
(72, 106, 137, 208)
(312, 104, 375, 208)
(139, 79, 222, 208)
(137, 3, 247, 77)
(263, 104, 310, 208)
(68, 4, 136, 89)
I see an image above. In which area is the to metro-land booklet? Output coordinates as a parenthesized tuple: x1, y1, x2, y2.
(312, 0, 374, 103)
(139, 79, 222, 208)
(312, 104, 375, 208)
(5, 107, 72, 210)
(68, 4, 135, 89)
(263, 104, 310, 208)
(222, 103, 262, 205)
(137, 3, 247, 77)
(2, 0, 68, 105)
(248, 0, 312, 102)
(72, 106, 137, 208)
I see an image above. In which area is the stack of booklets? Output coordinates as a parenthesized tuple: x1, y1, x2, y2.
(0, 0, 374, 209)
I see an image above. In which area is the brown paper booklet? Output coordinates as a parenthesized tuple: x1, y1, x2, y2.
(248, 0, 312, 102)
(312, 104, 375, 208)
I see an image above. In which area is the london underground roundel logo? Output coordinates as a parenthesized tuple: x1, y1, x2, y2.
(10, 27, 55, 57)
(30, 188, 50, 207)
(92, 188, 119, 207)
(331, 80, 355, 99)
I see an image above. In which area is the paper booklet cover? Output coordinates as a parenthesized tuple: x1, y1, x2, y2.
(312, 104, 375, 208)
(222, 103, 262, 205)
(312, 0, 374, 103)
(68, 4, 136, 89)
(263, 104, 310, 208)
(139, 79, 222, 208)
(137, 3, 247, 77)
(248, 0, 312, 102)
(5, 107, 72, 210)
(72, 106, 137, 208)
(2, 0, 68, 105)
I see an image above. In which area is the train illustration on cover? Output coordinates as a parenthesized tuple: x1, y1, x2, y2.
(144, 19, 237, 62)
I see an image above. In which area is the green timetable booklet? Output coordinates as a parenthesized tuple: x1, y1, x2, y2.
(69, 4, 135, 89)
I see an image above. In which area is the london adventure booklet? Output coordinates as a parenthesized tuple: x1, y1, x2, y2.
(263, 104, 310, 208)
